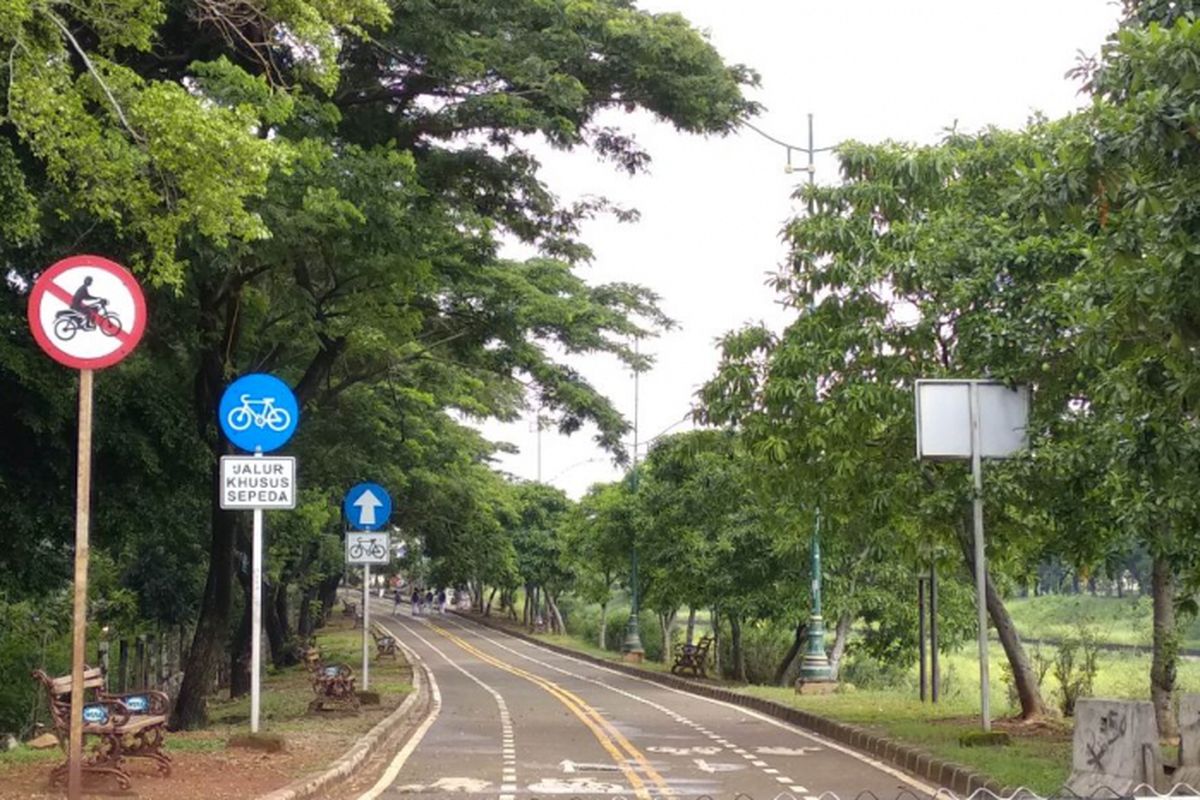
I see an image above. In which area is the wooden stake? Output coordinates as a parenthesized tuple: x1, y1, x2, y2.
(68, 368, 94, 799)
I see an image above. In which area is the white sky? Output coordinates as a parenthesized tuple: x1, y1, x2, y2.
(482, 0, 1123, 498)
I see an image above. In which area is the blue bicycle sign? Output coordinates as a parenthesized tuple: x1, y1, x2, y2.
(219, 373, 299, 453)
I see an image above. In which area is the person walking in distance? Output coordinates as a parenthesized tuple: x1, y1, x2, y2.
(410, 587, 421, 616)
(393, 586, 403, 616)
(424, 589, 434, 614)
(437, 588, 447, 614)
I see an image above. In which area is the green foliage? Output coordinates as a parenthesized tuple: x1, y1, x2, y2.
(1053, 626, 1101, 717)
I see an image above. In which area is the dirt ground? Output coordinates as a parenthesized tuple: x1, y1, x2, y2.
(0, 616, 413, 799)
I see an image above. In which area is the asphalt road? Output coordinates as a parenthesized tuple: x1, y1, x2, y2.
(357, 601, 939, 800)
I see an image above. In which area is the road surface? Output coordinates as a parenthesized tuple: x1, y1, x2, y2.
(357, 601, 938, 800)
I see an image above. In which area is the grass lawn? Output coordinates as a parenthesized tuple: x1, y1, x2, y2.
(0, 615, 413, 795)
(1006, 594, 1200, 650)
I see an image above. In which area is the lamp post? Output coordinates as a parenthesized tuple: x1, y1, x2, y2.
(798, 508, 833, 685)
(745, 114, 838, 689)
(622, 338, 645, 662)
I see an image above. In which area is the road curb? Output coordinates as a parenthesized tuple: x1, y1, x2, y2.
(458, 612, 1009, 797)
(255, 649, 430, 800)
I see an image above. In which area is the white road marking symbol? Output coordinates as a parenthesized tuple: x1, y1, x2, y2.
(528, 777, 627, 794)
(395, 777, 492, 793)
(647, 745, 722, 756)
(756, 746, 823, 756)
(558, 759, 622, 773)
(694, 759, 744, 773)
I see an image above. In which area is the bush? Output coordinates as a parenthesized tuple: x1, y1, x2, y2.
(838, 652, 913, 691)
(0, 597, 71, 737)
(1054, 628, 1099, 717)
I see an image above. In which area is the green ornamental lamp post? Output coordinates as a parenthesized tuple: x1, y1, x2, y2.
(798, 508, 833, 686)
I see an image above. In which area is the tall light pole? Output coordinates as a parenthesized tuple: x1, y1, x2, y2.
(746, 113, 836, 686)
(622, 338, 645, 662)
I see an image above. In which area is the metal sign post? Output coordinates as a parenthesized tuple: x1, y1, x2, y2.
(344, 484, 393, 695)
(362, 563, 370, 690)
(218, 373, 300, 734)
(26, 256, 147, 800)
(915, 379, 1029, 733)
(344, 530, 390, 690)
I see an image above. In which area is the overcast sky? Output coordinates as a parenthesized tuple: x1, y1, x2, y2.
(481, 0, 1124, 499)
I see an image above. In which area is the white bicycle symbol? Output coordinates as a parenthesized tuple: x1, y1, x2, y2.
(226, 394, 292, 433)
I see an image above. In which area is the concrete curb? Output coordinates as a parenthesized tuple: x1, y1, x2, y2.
(255, 648, 430, 800)
(459, 612, 1009, 797)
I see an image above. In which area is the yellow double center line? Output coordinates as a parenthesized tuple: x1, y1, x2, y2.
(422, 620, 673, 799)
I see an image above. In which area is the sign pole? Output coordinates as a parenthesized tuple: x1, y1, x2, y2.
(67, 368, 94, 800)
(250, 452, 263, 733)
(969, 382, 991, 732)
(362, 563, 370, 691)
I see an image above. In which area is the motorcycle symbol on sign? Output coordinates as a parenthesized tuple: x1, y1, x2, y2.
(225, 395, 293, 432)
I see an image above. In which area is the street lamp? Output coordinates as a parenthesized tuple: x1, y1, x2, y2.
(798, 509, 833, 684)
(745, 113, 837, 689)
(622, 338, 645, 662)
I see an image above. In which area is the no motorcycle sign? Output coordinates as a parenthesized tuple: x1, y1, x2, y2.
(27, 255, 146, 370)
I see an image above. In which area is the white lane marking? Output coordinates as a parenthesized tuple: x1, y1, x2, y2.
(560, 759, 623, 773)
(694, 759, 744, 773)
(353, 638, 439, 800)
(383, 615, 516, 799)
(445, 615, 937, 794)
(528, 777, 627, 794)
(752, 759, 769, 767)
(646, 745, 722, 756)
(759, 745, 823, 756)
(427, 777, 492, 792)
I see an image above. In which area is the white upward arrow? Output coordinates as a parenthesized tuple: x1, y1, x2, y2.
(354, 490, 382, 526)
(559, 759, 577, 773)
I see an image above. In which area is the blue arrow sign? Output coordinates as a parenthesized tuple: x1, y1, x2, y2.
(344, 482, 392, 531)
(219, 373, 299, 453)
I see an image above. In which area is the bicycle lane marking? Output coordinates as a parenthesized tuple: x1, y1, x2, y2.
(415, 615, 670, 799)
(353, 634, 440, 800)
(372, 614, 517, 800)
(441, 615, 938, 798)
(41, 281, 135, 344)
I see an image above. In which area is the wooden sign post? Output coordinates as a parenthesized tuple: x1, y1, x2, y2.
(27, 256, 146, 798)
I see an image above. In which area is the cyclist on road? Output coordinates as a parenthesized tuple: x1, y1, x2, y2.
(70, 276, 106, 329)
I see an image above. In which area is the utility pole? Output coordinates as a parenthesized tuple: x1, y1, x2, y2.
(622, 338, 645, 662)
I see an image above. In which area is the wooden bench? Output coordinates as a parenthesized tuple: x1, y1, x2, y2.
(371, 623, 398, 660)
(301, 649, 360, 713)
(32, 667, 172, 790)
(670, 635, 714, 678)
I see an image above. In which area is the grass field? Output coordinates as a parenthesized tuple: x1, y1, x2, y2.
(1006, 594, 1200, 650)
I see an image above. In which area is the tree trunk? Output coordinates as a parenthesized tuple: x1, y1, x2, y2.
(266, 582, 294, 668)
(523, 584, 533, 626)
(599, 600, 608, 650)
(317, 574, 340, 628)
(658, 609, 677, 664)
(711, 607, 721, 678)
(958, 522, 1046, 719)
(229, 582, 251, 700)
(772, 620, 807, 686)
(298, 587, 315, 639)
(828, 610, 854, 680)
(170, 502, 238, 729)
(729, 615, 746, 682)
(485, 587, 497, 616)
(686, 607, 697, 645)
(1151, 555, 1179, 737)
(548, 593, 566, 634)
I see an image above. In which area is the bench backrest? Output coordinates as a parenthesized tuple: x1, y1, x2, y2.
(32, 668, 106, 733)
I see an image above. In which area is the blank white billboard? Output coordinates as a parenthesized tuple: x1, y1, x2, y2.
(915, 380, 1029, 459)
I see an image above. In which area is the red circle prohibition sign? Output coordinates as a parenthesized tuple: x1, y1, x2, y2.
(27, 255, 147, 370)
